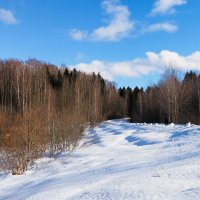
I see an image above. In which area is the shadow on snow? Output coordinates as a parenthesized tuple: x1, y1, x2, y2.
(125, 136, 159, 146)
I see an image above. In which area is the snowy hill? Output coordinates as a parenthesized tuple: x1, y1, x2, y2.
(1, 119, 200, 200)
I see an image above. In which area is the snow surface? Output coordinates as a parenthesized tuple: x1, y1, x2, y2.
(1, 119, 200, 200)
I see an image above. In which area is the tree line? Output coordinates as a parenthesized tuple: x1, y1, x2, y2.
(119, 69, 200, 124)
(0, 59, 125, 174)
(0, 59, 199, 175)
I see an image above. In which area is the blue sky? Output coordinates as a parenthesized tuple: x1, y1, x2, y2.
(0, 0, 200, 88)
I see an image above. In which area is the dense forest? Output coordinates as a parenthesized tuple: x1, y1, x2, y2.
(0, 59, 125, 174)
(0, 59, 199, 175)
(119, 70, 200, 124)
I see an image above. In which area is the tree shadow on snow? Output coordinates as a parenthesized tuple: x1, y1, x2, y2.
(170, 129, 192, 140)
(98, 125, 123, 135)
(99, 119, 147, 136)
(84, 128, 102, 146)
(125, 136, 159, 146)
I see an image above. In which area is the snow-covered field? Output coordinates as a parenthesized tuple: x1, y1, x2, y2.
(1, 119, 200, 200)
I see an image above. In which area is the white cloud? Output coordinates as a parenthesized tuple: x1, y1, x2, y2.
(154, 50, 200, 71)
(69, 50, 200, 81)
(69, 0, 134, 42)
(144, 22, 178, 33)
(150, 0, 187, 15)
(0, 8, 18, 25)
(69, 29, 88, 41)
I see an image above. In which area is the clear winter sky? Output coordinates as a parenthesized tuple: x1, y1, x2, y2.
(0, 0, 200, 88)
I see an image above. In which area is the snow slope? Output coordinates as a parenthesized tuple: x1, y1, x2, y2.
(1, 119, 200, 200)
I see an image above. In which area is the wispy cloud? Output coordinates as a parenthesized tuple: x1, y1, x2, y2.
(0, 8, 18, 25)
(143, 22, 178, 33)
(74, 52, 88, 62)
(150, 0, 187, 16)
(69, 0, 134, 42)
(69, 51, 200, 81)
(69, 29, 88, 41)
